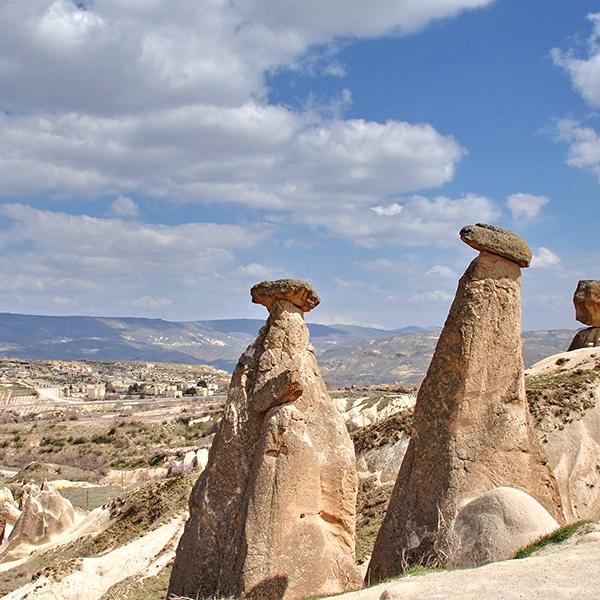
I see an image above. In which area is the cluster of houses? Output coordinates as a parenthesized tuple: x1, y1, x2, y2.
(0, 359, 225, 405)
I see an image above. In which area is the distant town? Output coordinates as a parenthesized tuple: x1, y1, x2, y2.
(0, 359, 230, 406)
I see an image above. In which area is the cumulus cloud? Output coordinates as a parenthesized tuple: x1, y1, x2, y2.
(0, 0, 494, 115)
(426, 265, 457, 278)
(506, 193, 549, 221)
(0, 203, 266, 315)
(552, 14, 600, 108)
(0, 1, 498, 316)
(531, 247, 561, 269)
(408, 290, 453, 303)
(554, 118, 600, 180)
(111, 195, 139, 217)
(0, 0, 483, 243)
(313, 193, 500, 246)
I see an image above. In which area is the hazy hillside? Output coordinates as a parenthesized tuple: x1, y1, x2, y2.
(319, 329, 576, 387)
(0, 313, 575, 386)
(0, 313, 390, 371)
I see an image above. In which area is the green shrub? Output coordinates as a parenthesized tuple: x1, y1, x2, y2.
(514, 521, 592, 559)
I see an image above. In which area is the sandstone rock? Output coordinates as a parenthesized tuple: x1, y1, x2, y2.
(448, 487, 559, 567)
(568, 327, 600, 351)
(0, 487, 19, 544)
(526, 347, 600, 522)
(168, 279, 360, 600)
(182, 450, 196, 470)
(0, 482, 75, 561)
(367, 226, 561, 583)
(460, 223, 532, 267)
(251, 278, 320, 312)
(574, 280, 600, 326)
(195, 448, 209, 472)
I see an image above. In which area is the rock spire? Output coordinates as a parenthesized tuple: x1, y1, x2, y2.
(168, 279, 361, 600)
(367, 224, 561, 583)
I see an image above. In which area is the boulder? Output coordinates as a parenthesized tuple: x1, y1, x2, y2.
(168, 279, 360, 600)
(196, 448, 209, 472)
(448, 487, 559, 567)
(573, 280, 600, 326)
(460, 223, 532, 268)
(568, 327, 600, 351)
(182, 450, 196, 470)
(251, 278, 320, 312)
(367, 225, 561, 584)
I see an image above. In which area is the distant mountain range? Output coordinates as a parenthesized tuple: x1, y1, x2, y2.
(0, 312, 575, 386)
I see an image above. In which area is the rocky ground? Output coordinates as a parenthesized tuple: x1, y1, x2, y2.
(1, 349, 600, 598)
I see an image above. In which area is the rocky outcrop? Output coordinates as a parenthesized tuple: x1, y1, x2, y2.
(569, 281, 600, 350)
(0, 482, 76, 562)
(526, 347, 600, 521)
(367, 224, 561, 583)
(574, 281, 600, 326)
(0, 488, 19, 544)
(168, 279, 360, 600)
(447, 487, 558, 567)
(568, 327, 600, 351)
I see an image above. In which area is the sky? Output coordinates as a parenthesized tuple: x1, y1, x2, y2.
(0, 0, 599, 330)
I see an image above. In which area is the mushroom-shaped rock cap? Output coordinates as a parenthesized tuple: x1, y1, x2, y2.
(460, 223, 532, 268)
(574, 280, 600, 326)
(251, 278, 320, 312)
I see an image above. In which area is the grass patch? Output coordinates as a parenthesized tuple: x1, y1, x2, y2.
(514, 521, 592, 559)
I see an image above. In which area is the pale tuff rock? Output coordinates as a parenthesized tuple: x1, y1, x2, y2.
(0, 487, 19, 544)
(367, 225, 561, 583)
(0, 482, 76, 562)
(569, 280, 600, 351)
(460, 223, 532, 267)
(568, 327, 600, 351)
(526, 348, 600, 522)
(573, 280, 600, 326)
(168, 279, 360, 600)
(447, 487, 559, 567)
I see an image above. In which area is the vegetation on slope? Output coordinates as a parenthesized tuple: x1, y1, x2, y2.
(514, 521, 593, 559)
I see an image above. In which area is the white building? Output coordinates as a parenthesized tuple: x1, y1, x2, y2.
(87, 383, 106, 401)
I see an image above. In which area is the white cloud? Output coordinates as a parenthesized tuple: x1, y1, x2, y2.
(111, 195, 139, 217)
(506, 193, 549, 221)
(531, 247, 561, 269)
(238, 263, 284, 280)
(408, 290, 453, 303)
(0, 108, 465, 213)
(0, 0, 494, 115)
(312, 193, 500, 246)
(0, 0, 486, 246)
(555, 118, 600, 180)
(552, 14, 600, 108)
(371, 204, 404, 216)
(0, 204, 266, 315)
(130, 296, 173, 309)
(426, 265, 457, 278)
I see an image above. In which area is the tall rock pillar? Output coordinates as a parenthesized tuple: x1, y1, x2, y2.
(168, 279, 360, 600)
(367, 224, 562, 583)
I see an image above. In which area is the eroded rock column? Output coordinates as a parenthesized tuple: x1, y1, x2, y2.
(568, 280, 600, 350)
(367, 224, 562, 583)
(168, 279, 360, 600)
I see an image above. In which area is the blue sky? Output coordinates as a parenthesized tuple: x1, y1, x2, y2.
(0, 0, 599, 329)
